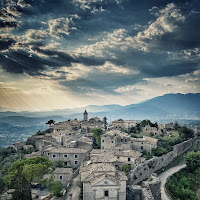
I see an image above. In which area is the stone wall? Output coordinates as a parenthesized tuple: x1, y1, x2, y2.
(127, 174, 161, 200)
(128, 139, 193, 185)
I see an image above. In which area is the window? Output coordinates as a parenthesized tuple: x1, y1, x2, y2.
(60, 176, 62, 180)
(52, 155, 56, 158)
(64, 154, 68, 158)
(128, 157, 131, 162)
(104, 191, 109, 197)
(102, 140, 104, 143)
(75, 160, 78, 165)
(112, 141, 114, 143)
(141, 146, 143, 150)
(47, 153, 50, 156)
(74, 154, 78, 159)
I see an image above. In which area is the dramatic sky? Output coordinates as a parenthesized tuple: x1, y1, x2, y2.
(0, 0, 200, 111)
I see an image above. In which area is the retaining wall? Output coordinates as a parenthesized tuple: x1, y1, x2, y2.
(128, 139, 193, 185)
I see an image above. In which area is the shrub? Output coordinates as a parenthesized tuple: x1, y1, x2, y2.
(122, 164, 132, 176)
(152, 147, 168, 157)
(186, 151, 200, 172)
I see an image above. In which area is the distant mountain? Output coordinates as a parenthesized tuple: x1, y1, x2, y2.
(117, 93, 200, 120)
(0, 104, 123, 118)
(0, 93, 200, 120)
(0, 93, 200, 147)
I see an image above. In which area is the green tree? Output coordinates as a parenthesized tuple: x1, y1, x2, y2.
(54, 160, 64, 168)
(5, 157, 53, 200)
(178, 126, 194, 140)
(52, 181, 62, 197)
(92, 128, 103, 149)
(174, 122, 180, 130)
(186, 151, 200, 172)
(46, 120, 55, 126)
(140, 119, 153, 127)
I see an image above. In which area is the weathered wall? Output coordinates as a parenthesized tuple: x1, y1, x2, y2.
(128, 139, 193, 185)
(127, 174, 161, 200)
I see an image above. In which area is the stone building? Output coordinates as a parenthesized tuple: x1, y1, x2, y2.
(130, 136, 158, 153)
(43, 146, 88, 168)
(90, 149, 143, 170)
(142, 125, 162, 136)
(53, 168, 73, 187)
(13, 142, 25, 151)
(63, 136, 93, 150)
(81, 117, 105, 133)
(83, 109, 88, 121)
(80, 162, 127, 200)
(164, 123, 175, 131)
(108, 119, 137, 131)
(124, 120, 137, 131)
(101, 130, 158, 153)
(51, 121, 81, 144)
(101, 130, 131, 151)
(108, 119, 126, 131)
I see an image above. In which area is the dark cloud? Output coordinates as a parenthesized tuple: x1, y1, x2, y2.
(0, 35, 15, 50)
(0, 51, 57, 75)
(0, 0, 200, 95)
(0, 20, 18, 31)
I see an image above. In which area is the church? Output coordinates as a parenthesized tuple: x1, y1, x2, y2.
(81, 110, 106, 133)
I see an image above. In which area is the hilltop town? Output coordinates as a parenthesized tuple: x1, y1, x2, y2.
(0, 110, 200, 200)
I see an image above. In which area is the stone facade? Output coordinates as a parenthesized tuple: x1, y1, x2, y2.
(164, 123, 175, 131)
(43, 146, 88, 168)
(80, 163, 127, 200)
(81, 117, 105, 133)
(124, 120, 137, 130)
(108, 119, 137, 131)
(101, 130, 157, 153)
(53, 168, 73, 187)
(142, 125, 162, 136)
(13, 142, 25, 151)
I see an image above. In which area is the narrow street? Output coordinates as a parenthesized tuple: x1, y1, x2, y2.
(65, 174, 81, 200)
(158, 164, 186, 200)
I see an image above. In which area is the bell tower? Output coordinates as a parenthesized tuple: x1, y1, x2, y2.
(83, 109, 88, 121)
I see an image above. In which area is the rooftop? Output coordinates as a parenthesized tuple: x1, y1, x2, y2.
(44, 146, 88, 154)
(54, 168, 73, 174)
(103, 130, 131, 138)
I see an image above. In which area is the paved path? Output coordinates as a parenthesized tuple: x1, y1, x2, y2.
(158, 164, 186, 200)
(65, 174, 80, 200)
